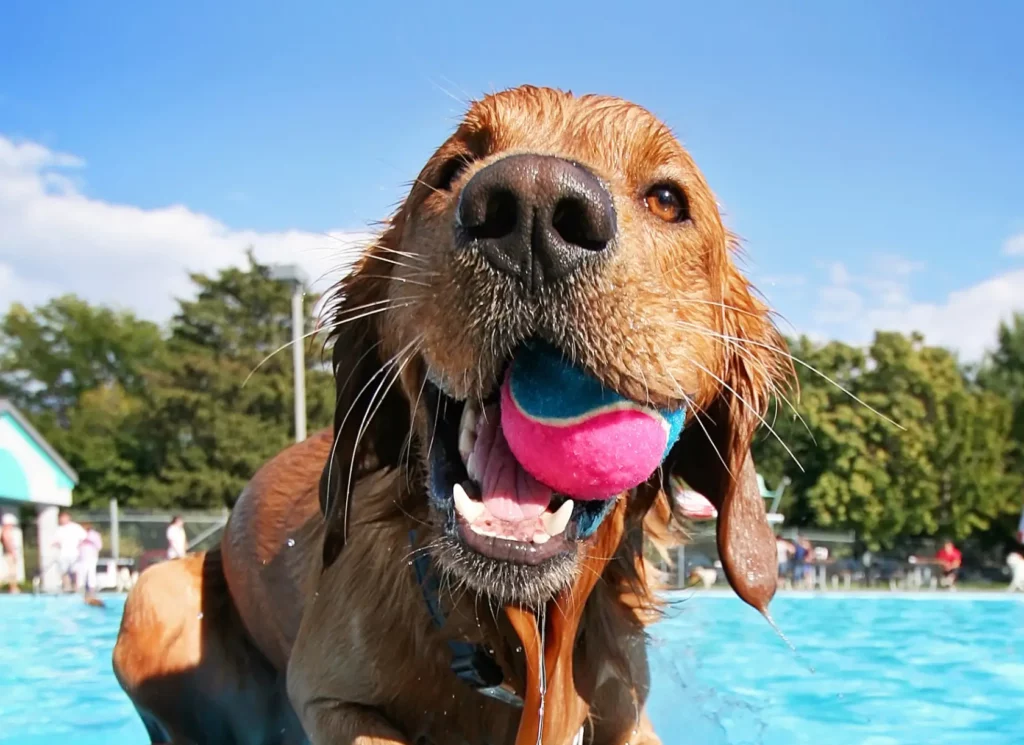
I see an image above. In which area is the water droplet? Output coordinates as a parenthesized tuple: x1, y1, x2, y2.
(286, 538, 295, 547)
(516, 645, 523, 652)
(763, 610, 816, 674)
(197, 612, 204, 620)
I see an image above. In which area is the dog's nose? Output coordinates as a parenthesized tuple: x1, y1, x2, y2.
(456, 154, 616, 286)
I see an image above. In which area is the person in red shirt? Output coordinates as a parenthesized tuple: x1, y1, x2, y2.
(936, 540, 962, 589)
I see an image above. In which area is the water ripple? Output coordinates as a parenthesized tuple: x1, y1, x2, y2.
(2, 593, 1024, 744)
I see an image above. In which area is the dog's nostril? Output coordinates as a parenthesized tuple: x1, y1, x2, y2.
(552, 198, 609, 252)
(466, 189, 518, 241)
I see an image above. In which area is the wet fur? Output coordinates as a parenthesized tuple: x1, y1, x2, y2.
(113, 86, 792, 745)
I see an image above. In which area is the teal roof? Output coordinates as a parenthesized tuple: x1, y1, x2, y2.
(0, 399, 79, 485)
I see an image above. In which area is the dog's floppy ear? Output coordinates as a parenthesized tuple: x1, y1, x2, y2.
(663, 250, 792, 613)
(319, 227, 411, 569)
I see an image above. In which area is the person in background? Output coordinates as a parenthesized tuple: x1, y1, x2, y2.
(776, 536, 793, 588)
(76, 522, 103, 604)
(166, 515, 188, 560)
(936, 539, 962, 589)
(2, 514, 21, 593)
(53, 511, 86, 592)
(792, 535, 810, 588)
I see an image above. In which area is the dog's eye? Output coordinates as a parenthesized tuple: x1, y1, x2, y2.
(644, 184, 689, 223)
(435, 156, 473, 191)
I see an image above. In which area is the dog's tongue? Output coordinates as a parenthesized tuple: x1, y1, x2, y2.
(470, 405, 553, 522)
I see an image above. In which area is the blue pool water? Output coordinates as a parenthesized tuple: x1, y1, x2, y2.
(1, 593, 1022, 744)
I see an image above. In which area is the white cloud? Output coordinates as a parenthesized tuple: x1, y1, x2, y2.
(862, 269, 1024, 360)
(1004, 231, 1024, 256)
(0, 135, 376, 323)
(810, 251, 1024, 360)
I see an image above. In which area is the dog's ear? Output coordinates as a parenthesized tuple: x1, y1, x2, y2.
(663, 247, 792, 613)
(319, 226, 412, 569)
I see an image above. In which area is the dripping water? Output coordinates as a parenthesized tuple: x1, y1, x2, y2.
(536, 605, 544, 745)
(762, 610, 816, 675)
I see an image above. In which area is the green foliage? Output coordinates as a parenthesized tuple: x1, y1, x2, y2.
(754, 327, 1023, 551)
(2, 255, 1022, 552)
(0, 296, 162, 426)
(0, 252, 334, 510)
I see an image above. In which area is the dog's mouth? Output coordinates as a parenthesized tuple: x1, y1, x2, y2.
(425, 377, 617, 568)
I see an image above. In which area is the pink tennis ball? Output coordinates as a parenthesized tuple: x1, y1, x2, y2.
(499, 342, 685, 501)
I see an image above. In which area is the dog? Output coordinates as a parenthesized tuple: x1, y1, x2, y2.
(1007, 552, 1024, 592)
(688, 566, 718, 589)
(112, 85, 791, 745)
(115, 566, 137, 593)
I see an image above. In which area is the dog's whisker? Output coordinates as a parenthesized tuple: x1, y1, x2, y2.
(681, 353, 804, 472)
(363, 253, 439, 273)
(319, 232, 430, 264)
(669, 320, 902, 431)
(342, 337, 424, 540)
(241, 326, 332, 388)
(658, 362, 733, 478)
(243, 299, 423, 389)
(357, 272, 435, 289)
(324, 338, 390, 519)
(403, 374, 430, 493)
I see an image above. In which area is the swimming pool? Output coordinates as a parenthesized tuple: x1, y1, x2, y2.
(1, 593, 1021, 744)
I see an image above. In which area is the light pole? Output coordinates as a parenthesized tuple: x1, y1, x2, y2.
(269, 263, 309, 442)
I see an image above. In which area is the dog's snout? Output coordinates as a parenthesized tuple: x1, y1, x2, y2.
(456, 154, 616, 286)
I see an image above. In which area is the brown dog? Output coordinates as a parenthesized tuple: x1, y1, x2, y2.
(112, 86, 791, 745)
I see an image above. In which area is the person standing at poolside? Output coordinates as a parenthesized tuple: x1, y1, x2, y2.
(52, 511, 86, 592)
(776, 536, 793, 588)
(2, 514, 21, 593)
(166, 515, 188, 560)
(76, 523, 103, 604)
(936, 539, 962, 589)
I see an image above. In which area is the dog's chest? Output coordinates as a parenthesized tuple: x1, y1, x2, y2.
(384, 679, 523, 745)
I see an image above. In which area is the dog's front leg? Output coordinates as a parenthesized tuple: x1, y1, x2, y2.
(300, 700, 409, 745)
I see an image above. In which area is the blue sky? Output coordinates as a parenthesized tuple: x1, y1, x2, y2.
(1, 1, 1021, 358)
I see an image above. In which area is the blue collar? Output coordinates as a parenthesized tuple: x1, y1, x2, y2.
(409, 530, 523, 708)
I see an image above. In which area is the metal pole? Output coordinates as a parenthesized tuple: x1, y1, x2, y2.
(678, 544, 686, 588)
(109, 498, 120, 560)
(291, 285, 307, 442)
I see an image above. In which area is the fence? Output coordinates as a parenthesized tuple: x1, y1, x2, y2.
(17, 500, 229, 590)
(650, 521, 860, 590)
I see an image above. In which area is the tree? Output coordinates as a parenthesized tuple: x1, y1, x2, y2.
(977, 313, 1024, 462)
(137, 253, 336, 509)
(974, 312, 1024, 549)
(754, 331, 1019, 550)
(0, 296, 163, 428)
(0, 254, 337, 510)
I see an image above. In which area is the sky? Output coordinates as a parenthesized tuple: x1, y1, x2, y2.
(1, 1, 1022, 360)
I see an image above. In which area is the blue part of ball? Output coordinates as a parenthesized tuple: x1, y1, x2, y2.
(508, 340, 686, 460)
(576, 499, 617, 539)
(661, 406, 686, 460)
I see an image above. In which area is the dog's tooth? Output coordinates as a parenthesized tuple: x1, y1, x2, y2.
(453, 482, 485, 523)
(466, 452, 480, 482)
(542, 499, 575, 537)
(458, 428, 476, 464)
(469, 523, 499, 538)
(533, 532, 551, 545)
(458, 404, 478, 464)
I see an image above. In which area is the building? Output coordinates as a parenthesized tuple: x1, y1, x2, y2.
(0, 398, 78, 591)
